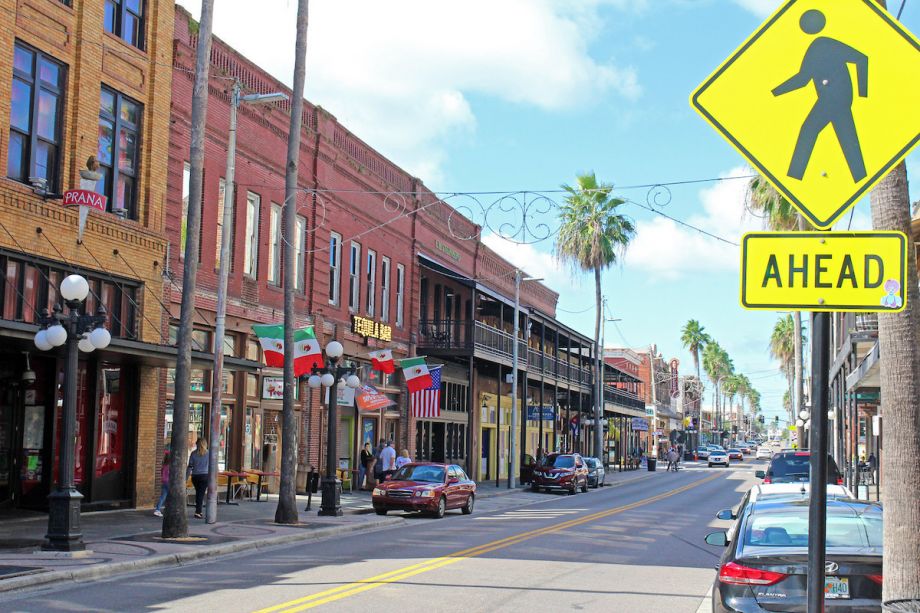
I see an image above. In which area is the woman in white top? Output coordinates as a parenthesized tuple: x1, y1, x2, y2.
(395, 449, 412, 469)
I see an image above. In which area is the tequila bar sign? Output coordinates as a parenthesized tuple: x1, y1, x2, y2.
(352, 315, 393, 342)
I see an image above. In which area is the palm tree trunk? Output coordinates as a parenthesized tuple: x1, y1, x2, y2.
(163, 0, 214, 539)
(793, 312, 805, 448)
(593, 267, 603, 462)
(870, 160, 920, 602)
(275, 0, 310, 525)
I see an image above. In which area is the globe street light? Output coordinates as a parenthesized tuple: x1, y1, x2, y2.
(33, 273, 108, 552)
(310, 342, 360, 516)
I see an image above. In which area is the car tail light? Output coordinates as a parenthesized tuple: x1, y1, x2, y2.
(795, 452, 810, 456)
(868, 574, 883, 585)
(763, 477, 772, 484)
(837, 477, 844, 485)
(719, 561, 786, 586)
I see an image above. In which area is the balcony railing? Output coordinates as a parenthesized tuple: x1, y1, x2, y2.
(604, 385, 645, 411)
(854, 313, 879, 333)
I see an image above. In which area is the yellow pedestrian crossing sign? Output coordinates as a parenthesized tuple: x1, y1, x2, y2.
(691, 0, 920, 229)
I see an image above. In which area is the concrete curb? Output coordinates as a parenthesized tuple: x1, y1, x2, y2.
(0, 516, 405, 595)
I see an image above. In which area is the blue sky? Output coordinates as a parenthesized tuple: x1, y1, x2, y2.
(178, 0, 920, 423)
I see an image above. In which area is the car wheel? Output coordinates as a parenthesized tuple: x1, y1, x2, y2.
(375, 508, 387, 516)
(461, 494, 474, 515)
(531, 484, 541, 492)
(569, 483, 577, 495)
(434, 496, 447, 519)
(581, 479, 588, 493)
(708, 463, 713, 468)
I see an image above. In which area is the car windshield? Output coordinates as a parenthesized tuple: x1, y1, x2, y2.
(729, 449, 741, 453)
(392, 465, 446, 483)
(769, 454, 840, 481)
(584, 458, 598, 468)
(744, 508, 882, 550)
(546, 455, 575, 468)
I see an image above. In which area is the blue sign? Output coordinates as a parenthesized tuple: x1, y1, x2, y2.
(527, 406, 555, 421)
(631, 417, 649, 432)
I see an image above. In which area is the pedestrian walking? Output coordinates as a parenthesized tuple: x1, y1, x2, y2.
(379, 440, 397, 479)
(395, 449, 412, 470)
(187, 437, 209, 519)
(359, 442, 373, 490)
(666, 447, 679, 472)
(154, 450, 170, 517)
(374, 439, 386, 482)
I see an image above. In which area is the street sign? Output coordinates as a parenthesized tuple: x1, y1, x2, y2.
(741, 231, 907, 311)
(691, 0, 920, 229)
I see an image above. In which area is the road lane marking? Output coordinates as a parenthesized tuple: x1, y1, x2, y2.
(254, 473, 722, 613)
(474, 508, 585, 521)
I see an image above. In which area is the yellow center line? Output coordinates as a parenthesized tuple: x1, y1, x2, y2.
(254, 473, 721, 613)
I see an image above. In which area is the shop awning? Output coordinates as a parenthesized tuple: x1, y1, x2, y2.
(418, 252, 474, 287)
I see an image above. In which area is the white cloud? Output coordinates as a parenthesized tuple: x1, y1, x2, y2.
(480, 233, 582, 295)
(624, 167, 760, 279)
(732, 0, 782, 18)
(178, 0, 640, 187)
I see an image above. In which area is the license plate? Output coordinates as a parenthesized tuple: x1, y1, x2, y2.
(825, 576, 850, 599)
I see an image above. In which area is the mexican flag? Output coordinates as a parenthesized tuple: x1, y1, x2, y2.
(400, 356, 433, 393)
(368, 349, 395, 374)
(252, 324, 285, 368)
(293, 327, 323, 376)
(251, 324, 323, 375)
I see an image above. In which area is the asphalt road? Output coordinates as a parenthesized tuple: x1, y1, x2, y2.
(2, 461, 762, 613)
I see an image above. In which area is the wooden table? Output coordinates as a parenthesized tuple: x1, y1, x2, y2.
(245, 470, 280, 501)
(219, 471, 247, 505)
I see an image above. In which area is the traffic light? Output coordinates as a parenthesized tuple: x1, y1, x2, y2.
(774, 416, 780, 424)
(759, 415, 765, 424)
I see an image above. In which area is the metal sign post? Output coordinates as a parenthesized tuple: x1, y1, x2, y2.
(808, 311, 831, 613)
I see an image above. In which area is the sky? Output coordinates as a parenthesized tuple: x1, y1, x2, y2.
(177, 0, 920, 424)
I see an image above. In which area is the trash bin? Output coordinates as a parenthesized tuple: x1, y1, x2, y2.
(647, 458, 657, 472)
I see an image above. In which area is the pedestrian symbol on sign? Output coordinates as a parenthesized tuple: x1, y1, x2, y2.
(773, 9, 868, 182)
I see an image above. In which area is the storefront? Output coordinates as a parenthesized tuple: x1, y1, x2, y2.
(415, 362, 470, 466)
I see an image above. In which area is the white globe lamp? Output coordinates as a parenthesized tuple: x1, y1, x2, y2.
(34, 329, 53, 351)
(320, 373, 335, 387)
(60, 274, 90, 302)
(89, 327, 111, 350)
(308, 374, 322, 389)
(325, 341, 344, 359)
(78, 337, 95, 353)
(46, 324, 68, 347)
(346, 374, 361, 389)
(798, 410, 809, 420)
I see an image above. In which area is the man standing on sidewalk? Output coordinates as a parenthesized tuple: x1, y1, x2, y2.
(380, 441, 397, 480)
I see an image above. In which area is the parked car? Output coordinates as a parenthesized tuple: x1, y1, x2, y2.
(727, 449, 744, 461)
(584, 457, 605, 488)
(715, 482, 857, 523)
(705, 497, 882, 612)
(755, 451, 844, 485)
(372, 463, 475, 518)
(740, 446, 753, 456)
(532, 453, 588, 494)
(709, 450, 730, 468)
(696, 446, 712, 460)
(755, 446, 774, 460)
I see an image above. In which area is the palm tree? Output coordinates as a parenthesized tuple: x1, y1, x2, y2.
(275, 0, 310, 526)
(555, 171, 635, 462)
(769, 314, 795, 428)
(702, 341, 732, 441)
(681, 320, 711, 379)
(747, 176, 808, 448)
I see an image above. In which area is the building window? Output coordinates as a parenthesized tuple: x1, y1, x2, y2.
(348, 242, 361, 312)
(366, 249, 376, 316)
(295, 215, 306, 292)
(244, 192, 260, 278)
(179, 163, 190, 259)
(268, 203, 281, 285)
(395, 263, 405, 328)
(98, 86, 141, 219)
(380, 256, 390, 322)
(328, 232, 341, 306)
(104, 0, 144, 49)
(215, 178, 229, 270)
(8, 43, 65, 192)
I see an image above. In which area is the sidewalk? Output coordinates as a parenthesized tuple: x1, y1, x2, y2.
(0, 467, 656, 594)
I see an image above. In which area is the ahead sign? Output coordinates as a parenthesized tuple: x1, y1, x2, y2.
(691, 0, 920, 229)
(741, 231, 907, 311)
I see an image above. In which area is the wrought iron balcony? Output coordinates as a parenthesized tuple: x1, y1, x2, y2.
(604, 385, 645, 411)
(417, 319, 527, 365)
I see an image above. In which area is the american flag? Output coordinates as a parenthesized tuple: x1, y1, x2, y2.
(410, 366, 442, 418)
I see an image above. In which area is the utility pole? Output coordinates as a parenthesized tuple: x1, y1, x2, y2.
(598, 297, 606, 466)
(509, 270, 521, 489)
(164, 0, 214, 540)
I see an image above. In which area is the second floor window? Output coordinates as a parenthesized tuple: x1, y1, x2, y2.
(366, 249, 376, 316)
(396, 263, 405, 328)
(105, 0, 144, 49)
(380, 257, 390, 322)
(244, 192, 260, 278)
(295, 215, 306, 292)
(98, 86, 141, 219)
(268, 203, 281, 285)
(215, 178, 229, 270)
(8, 43, 65, 193)
(348, 242, 361, 312)
(328, 232, 341, 305)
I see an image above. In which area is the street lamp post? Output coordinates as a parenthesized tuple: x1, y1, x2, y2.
(207, 81, 288, 523)
(307, 341, 360, 517)
(509, 271, 542, 489)
(33, 274, 110, 552)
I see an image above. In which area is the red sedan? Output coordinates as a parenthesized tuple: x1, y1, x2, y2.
(727, 448, 744, 461)
(372, 463, 475, 518)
